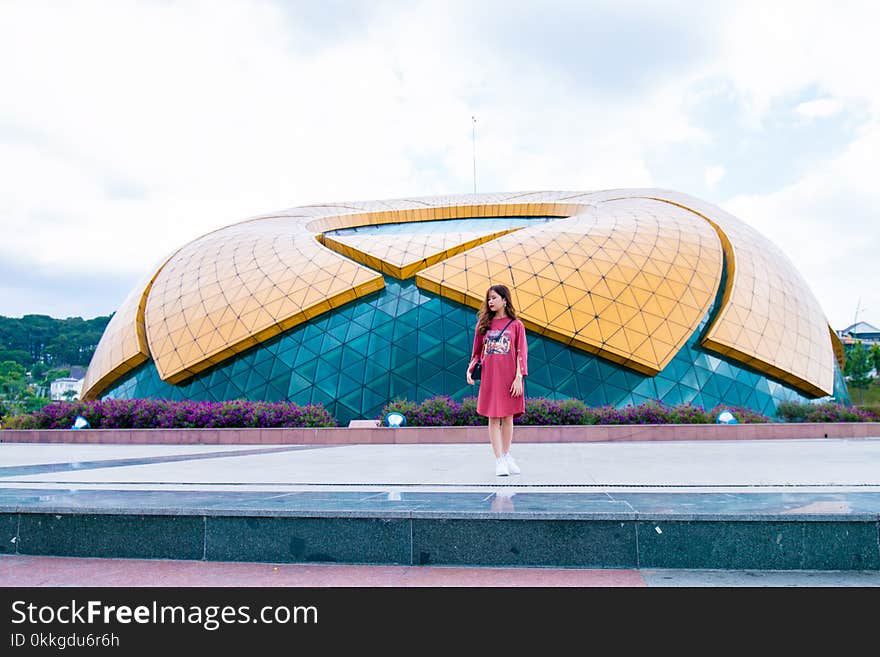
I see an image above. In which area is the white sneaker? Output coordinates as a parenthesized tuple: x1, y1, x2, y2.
(495, 457, 509, 476)
(505, 453, 521, 475)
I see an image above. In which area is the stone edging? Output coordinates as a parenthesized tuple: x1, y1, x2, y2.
(1, 422, 878, 445)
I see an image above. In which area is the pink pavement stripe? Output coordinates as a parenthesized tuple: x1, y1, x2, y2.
(0, 555, 646, 587)
(2, 422, 876, 445)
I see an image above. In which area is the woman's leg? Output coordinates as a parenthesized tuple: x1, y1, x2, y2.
(500, 415, 520, 474)
(500, 415, 514, 454)
(488, 417, 504, 457)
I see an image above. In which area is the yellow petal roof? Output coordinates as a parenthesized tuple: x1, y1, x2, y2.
(416, 197, 723, 375)
(600, 189, 835, 397)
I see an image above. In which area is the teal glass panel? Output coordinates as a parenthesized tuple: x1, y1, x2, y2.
(652, 376, 676, 400)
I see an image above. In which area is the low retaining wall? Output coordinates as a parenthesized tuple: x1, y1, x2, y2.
(1, 422, 878, 445)
(4, 512, 878, 570)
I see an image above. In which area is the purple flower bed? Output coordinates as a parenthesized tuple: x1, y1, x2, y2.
(378, 396, 775, 426)
(7, 397, 875, 430)
(378, 396, 481, 426)
(776, 401, 880, 423)
(5, 399, 337, 429)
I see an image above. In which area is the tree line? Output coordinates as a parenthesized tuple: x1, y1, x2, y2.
(0, 314, 112, 419)
(0, 314, 111, 372)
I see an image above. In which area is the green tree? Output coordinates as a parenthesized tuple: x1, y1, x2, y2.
(844, 341, 873, 404)
(870, 343, 880, 377)
(37, 367, 70, 389)
(22, 392, 52, 414)
(0, 360, 32, 418)
(0, 348, 30, 368)
(30, 362, 48, 380)
(0, 360, 28, 397)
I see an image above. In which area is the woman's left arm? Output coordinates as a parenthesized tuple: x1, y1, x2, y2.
(510, 320, 527, 397)
(517, 320, 528, 377)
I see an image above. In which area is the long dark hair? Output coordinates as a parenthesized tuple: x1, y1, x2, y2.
(477, 284, 518, 335)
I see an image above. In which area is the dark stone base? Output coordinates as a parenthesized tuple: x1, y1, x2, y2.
(3, 513, 878, 570)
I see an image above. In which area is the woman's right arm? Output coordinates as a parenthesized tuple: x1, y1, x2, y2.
(466, 326, 481, 382)
(471, 326, 484, 366)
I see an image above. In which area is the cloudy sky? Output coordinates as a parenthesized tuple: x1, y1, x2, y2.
(1, 0, 877, 331)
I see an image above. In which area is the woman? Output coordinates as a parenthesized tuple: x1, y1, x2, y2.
(466, 284, 528, 476)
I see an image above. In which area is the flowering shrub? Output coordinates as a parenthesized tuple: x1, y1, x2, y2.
(707, 405, 773, 424)
(379, 396, 600, 426)
(593, 402, 663, 425)
(380, 396, 481, 426)
(775, 401, 810, 423)
(666, 403, 711, 424)
(776, 401, 880, 423)
(377, 396, 774, 426)
(1, 414, 33, 429)
(518, 398, 597, 425)
(5, 399, 337, 429)
(861, 403, 880, 419)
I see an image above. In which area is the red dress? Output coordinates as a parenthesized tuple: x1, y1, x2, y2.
(470, 317, 529, 418)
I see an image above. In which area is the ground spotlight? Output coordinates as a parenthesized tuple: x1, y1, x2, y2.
(384, 411, 406, 428)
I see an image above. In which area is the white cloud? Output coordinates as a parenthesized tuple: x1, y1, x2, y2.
(698, 0, 880, 328)
(796, 98, 844, 120)
(725, 120, 880, 330)
(704, 165, 726, 187)
(712, 1, 880, 119)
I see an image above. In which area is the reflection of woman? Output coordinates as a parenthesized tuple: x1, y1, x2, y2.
(491, 490, 516, 512)
(466, 284, 529, 476)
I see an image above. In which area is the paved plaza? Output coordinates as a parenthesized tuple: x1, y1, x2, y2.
(1, 436, 879, 585)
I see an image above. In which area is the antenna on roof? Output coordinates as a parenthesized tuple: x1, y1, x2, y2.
(472, 115, 477, 194)
(854, 298, 864, 327)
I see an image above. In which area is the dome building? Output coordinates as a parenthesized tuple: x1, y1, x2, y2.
(82, 189, 849, 424)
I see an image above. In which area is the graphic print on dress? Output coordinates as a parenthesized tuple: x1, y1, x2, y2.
(485, 329, 511, 355)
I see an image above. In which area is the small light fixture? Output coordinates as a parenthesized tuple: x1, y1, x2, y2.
(384, 411, 406, 428)
(71, 415, 90, 430)
(715, 409, 738, 424)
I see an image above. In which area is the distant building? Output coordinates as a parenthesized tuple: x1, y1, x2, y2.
(837, 322, 880, 347)
(50, 366, 86, 401)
